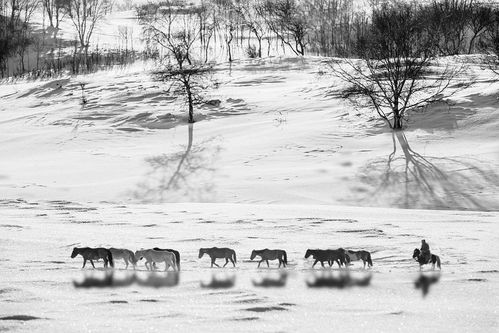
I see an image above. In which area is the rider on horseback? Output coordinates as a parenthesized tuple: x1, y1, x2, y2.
(421, 239, 431, 264)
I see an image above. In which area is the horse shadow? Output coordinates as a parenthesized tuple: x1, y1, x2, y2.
(200, 272, 236, 289)
(135, 271, 180, 288)
(414, 272, 441, 297)
(252, 271, 288, 288)
(73, 271, 180, 288)
(73, 271, 136, 289)
(131, 123, 222, 202)
(306, 271, 372, 289)
(353, 130, 499, 210)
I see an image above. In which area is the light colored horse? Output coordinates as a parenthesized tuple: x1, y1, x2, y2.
(134, 249, 177, 271)
(345, 250, 373, 269)
(109, 248, 137, 269)
(198, 247, 237, 268)
(250, 249, 288, 268)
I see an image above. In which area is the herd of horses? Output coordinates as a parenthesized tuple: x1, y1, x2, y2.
(71, 246, 441, 271)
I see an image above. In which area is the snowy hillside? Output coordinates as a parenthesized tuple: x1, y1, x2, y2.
(0, 57, 498, 210)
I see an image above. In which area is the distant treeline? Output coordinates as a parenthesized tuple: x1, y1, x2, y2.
(0, 0, 133, 79)
(135, 0, 499, 60)
(1, 0, 499, 78)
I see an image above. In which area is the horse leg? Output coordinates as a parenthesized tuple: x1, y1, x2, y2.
(124, 258, 129, 269)
(90, 260, 95, 269)
(223, 258, 229, 267)
(212, 258, 220, 268)
(278, 259, 282, 268)
(363, 260, 366, 269)
(82, 258, 87, 268)
(258, 260, 262, 268)
(321, 261, 325, 268)
(229, 257, 235, 267)
(266, 260, 269, 268)
(312, 260, 318, 268)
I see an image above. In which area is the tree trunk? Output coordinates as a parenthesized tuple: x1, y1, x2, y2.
(186, 84, 194, 123)
(393, 112, 403, 130)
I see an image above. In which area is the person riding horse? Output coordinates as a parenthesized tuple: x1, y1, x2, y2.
(421, 239, 431, 264)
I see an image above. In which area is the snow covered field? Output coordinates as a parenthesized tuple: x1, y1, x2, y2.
(1, 53, 499, 331)
(1, 201, 498, 332)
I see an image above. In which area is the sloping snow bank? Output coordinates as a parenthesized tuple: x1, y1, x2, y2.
(0, 57, 498, 210)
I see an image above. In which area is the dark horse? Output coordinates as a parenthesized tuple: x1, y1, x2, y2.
(199, 247, 237, 267)
(305, 249, 348, 268)
(413, 249, 441, 270)
(250, 249, 287, 268)
(153, 248, 181, 270)
(71, 247, 114, 268)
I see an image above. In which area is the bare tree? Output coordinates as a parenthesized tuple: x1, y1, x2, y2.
(234, 0, 266, 58)
(65, 0, 109, 55)
(328, 2, 466, 130)
(139, 1, 215, 123)
(261, 0, 308, 56)
(42, 0, 67, 29)
(484, 7, 499, 75)
(467, 2, 494, 54)
(427, 0, 473, 55)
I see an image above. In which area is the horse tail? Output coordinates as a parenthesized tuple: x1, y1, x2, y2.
(232, 250, 237, 263)
(171, 252, 178, 271)
(175, 251, 181, 271)
(107, 250, 114, 268)
(367, 252, 373, 267)
(436, 255, 441, 269)
(283, 251, 288, 265)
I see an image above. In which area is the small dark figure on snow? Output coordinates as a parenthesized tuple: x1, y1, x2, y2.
(420, 239, 431, 264)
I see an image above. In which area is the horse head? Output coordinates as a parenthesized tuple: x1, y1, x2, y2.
(344, 253, 351, 264)
(305, 249, 313, 258)
(250, 250, 257, 260)
(413, 248, 421, 260)
(134, 250, 143, 261)
(71, 247, 79, 258)
(198, 248, 205, 259)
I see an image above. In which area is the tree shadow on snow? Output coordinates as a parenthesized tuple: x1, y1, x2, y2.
(352, 131, 499, 210)
(131, 123, 222, 202)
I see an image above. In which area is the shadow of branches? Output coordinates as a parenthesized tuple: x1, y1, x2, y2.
(131, 124, 222, 202)
(352, 131, 499, 210)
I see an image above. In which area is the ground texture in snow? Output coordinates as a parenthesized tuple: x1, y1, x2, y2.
(0, 201, 498, 332)
(0, 57, 498, 210)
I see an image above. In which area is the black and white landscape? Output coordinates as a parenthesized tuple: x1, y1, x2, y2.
(1, 0, 498, 332)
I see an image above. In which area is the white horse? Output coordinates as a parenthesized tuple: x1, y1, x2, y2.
(109, 248, 137, 269)
(134, 249, 177, 271)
